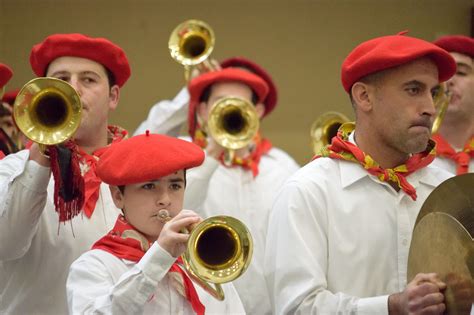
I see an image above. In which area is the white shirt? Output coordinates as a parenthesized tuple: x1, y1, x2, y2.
(431, 156, 474, 175)
(184, 147, 300, 315)
(67, 242, 245, 314)
(264, 137, 454, 314)
(0, 150, 121, 315)
(134, 87, 189, 137)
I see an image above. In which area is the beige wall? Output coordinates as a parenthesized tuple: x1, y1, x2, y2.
(1, 0, 472, 164)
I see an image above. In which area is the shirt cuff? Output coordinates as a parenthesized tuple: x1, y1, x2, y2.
(357, 295, 389, 315)
(136, 242, 177, 282)
(16, 160, 51, 193)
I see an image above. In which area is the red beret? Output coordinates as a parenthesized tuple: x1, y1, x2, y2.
(433, 35, 474, 58)
(30, 33, 131, 87)
(2, 88, 20, 106)
(187, 68, 269, 138)
(0, 64, 13, 89)
(97, 132, 205, 186)
(341, 33, 456, 93)
(221, 57, 277, 116)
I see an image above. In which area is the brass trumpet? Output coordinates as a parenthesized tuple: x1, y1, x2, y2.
(310, 111, 350, 155)
(158, 210, 253, 301)
(168, 19, 216, 81)
(207, 97, 260, 165)
(432, 83, 452, 134)
(183, 215, 253, 301)
(13, 77, 82, 147)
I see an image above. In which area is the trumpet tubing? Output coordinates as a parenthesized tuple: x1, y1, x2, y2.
(311, 111, 350, 155)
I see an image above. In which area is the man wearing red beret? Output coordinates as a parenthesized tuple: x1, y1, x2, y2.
(264, 33, 472, 314)
(66, 132, 246, 314)
(0, 64, 17, 156)
(135, 57, 299, 314)
(0, 33, 130, 314)
(432, 35, 474, 175)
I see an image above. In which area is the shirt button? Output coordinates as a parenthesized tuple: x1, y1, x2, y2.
(402, 239, 408, 246)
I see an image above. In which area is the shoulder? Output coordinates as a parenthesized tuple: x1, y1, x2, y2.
(265, 147, 300, 170)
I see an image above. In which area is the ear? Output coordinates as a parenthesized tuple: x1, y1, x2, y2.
(351, 82, 373, 113)
(255, 103, 265, 119)
(109, 185, 125, 210)
(197, 102, 208, 122)
(108, 85, 120, 111)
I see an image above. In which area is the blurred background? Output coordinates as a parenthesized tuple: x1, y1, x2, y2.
(1, 0, 472, 164)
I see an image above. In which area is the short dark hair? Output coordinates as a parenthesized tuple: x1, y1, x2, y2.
(349, 70, 386, 108)
(199, 84, 259, 105)
(117, 169, 187, 194)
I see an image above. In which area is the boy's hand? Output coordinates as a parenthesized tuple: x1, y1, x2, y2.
(157, 209, 201, 258)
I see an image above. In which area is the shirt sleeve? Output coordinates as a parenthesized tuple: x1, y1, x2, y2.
(0, 150, 51, 261)
(67, 242, 176, 314)
(264, 180, 389, 315)
(133, 87, 189, 137)
(183, 154, 220, 212)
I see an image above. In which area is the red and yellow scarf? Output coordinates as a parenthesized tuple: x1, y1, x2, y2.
(92, 215, 205, 315)
(314, 124, 436, 201)
(77, 125, 127, 218)
(194, 128, 272, 177)
(433, 134, 474, 175)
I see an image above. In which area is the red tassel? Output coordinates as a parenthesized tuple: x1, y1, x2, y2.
(49, 141, 85, 222)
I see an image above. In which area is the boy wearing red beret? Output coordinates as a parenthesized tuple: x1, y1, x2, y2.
(264, 33, 471, 314)
(136, 58, 299, 314)
(432, 35, 474, 175)
(67, 133, 245, 314)
(0, 34, 130, 314)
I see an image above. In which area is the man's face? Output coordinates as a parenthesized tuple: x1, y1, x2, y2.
(197, 81, 256, 124)
(46, 56, 119, 143)
(367, 58, 439, 155)
(111, 171, 186, 242)
(446, 52, 474, 119)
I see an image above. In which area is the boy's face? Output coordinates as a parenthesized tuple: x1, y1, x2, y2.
(110, 170, 186, 242)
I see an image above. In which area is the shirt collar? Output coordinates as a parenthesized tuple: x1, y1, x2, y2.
(339, 131, 440, 190)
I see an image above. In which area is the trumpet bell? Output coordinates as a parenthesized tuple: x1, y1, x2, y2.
(169, 19, 215, 67)
(13, 78, 82, 145)
(310, 111, 350, 154)
(207, 97, 259, 150)
(183, 215, 253, 284)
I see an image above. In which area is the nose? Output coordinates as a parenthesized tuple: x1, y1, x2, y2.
(68, 77, 82, 97)
(422, 91, 436, 117)
(156, 189, 171, 207)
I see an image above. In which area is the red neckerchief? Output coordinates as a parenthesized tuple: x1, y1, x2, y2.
(77, 126, 127, 218)
(194, 128, 273, 177)
(433, 134, 474, 175)
(313, 124, 436, 201)
(92, 215, 205, 315)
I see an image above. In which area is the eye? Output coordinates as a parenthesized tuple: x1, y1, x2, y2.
(55, 75, 70, 82)
(170, 183, 183, 191)
(431, 86, 441, 99)
(456, 70, 467, 76)
(82, 77, 96, 84)
(406, 86, 420, 96)
(142, 183, 155, 190)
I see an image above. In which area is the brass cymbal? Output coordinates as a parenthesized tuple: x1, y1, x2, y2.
(408, 173, 473, 314)
(415, 173, 474, 236)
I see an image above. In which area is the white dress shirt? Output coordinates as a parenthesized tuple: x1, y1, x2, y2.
(67, 242, 245, 314)
(264, 134, 454, 314)
(431, 156, 474, 175)
(134, 87, 189, 137)
(184, 148, 300, 315)
(0, 150, 121, 315)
